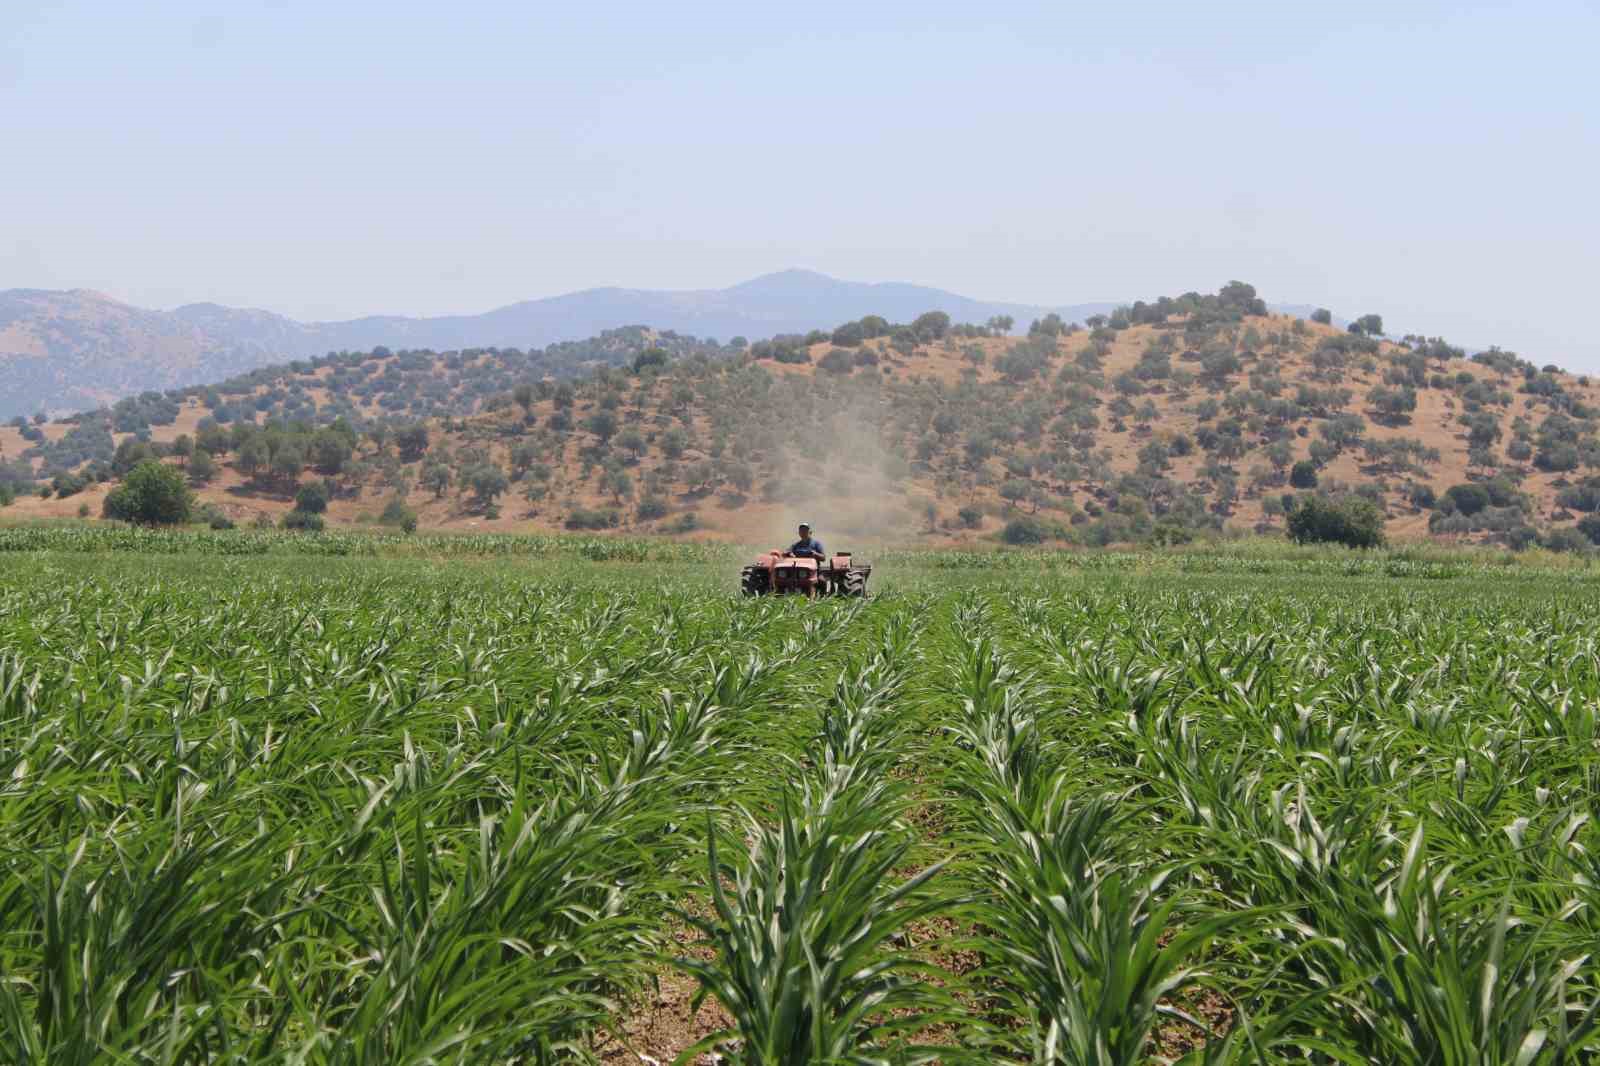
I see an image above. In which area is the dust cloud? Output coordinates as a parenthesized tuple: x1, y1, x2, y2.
(753, 395, 919, 553)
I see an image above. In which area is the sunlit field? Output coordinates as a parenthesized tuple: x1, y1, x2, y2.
(3, 548, 1599, 1062)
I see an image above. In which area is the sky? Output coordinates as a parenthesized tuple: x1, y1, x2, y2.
(3, 1, 1598, 367)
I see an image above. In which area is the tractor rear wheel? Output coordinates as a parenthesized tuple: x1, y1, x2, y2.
(844, 570, 867, 598)
(740, 566, 769, 596)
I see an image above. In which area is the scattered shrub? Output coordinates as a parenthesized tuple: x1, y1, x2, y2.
(196, 503, 235, 530)
(1542, 527, 1591, 553)
(816, 348, 855, 374)
(1442, 484, 1490, 517)
(636, 495, 670, 522)
(1001, 516, 1059, 546)
(53, 471, 89, 498)
(280, 509, 325, 532)
(1556, 482, 1600, 513)
(294, 480, 331, 515)
(1286, 495, 1385, 548)
(102, 461, 193, 526)
(379, 497, 418, 533)
(565, 508, 621, 531)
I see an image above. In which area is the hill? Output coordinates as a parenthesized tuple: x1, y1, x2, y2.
(6, 282, 1599, 551)
(0, 289, 273, 417)
(0, 270, 1118, 418)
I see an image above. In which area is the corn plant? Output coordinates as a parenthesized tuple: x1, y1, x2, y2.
(675, 647, 956, 1064)
(948, 654, 1234, 1065)
(675, 775, 953, 1064)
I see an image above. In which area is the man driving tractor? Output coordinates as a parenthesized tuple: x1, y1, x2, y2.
(788, 523, 825, 561)
(739, 523, 869, 596)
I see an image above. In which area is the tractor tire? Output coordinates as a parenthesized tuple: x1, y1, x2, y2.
(740, 566, 769, 596)
(843, 569, 868, 598)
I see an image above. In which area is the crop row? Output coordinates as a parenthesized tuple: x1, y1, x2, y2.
(7, 523, 1600, 581)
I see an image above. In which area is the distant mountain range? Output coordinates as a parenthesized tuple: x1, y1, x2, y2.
(0, 268, 1290, 417)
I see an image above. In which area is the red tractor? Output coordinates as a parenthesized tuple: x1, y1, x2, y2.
(740, 549, 872, 597)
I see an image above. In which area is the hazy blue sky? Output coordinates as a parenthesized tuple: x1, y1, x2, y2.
(3, 2, 1598, 366)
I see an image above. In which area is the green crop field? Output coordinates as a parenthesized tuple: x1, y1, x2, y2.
(3, 548, 1600, 1063)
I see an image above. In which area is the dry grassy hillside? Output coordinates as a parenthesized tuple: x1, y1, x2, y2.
(0, 290, 250, 416)
(6, 287, 1599, 549)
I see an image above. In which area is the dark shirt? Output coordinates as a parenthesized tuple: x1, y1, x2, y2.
(789, 536, 825, 559)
